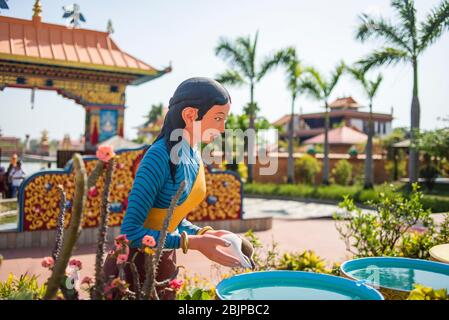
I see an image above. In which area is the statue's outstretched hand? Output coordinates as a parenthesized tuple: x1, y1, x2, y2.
(203, 229, 232, 237)
(188, 234, 241, 267)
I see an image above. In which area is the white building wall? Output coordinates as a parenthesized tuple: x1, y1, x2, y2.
(350, 118, 364, 131)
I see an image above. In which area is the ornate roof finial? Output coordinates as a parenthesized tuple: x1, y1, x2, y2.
(0, 0, 10, 14)
(33, 0, 42, 18)
(62, 3, 86, 28)
(107, 19, 114, 34)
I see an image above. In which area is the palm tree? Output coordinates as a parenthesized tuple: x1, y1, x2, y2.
(355, 0, 449, 184)
(300, 62, 346, 185)
(215, 31, 285, 183)
(346, 67, 383, 189)
(280, 47, 310, 183)
(144, 103, 164, 127)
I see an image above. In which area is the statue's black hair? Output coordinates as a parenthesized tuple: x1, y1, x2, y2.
(153, 77, 231, 183)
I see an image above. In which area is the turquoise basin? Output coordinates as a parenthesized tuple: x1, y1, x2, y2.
(216, 271, 384, 300)
(341, 257, 449, 295)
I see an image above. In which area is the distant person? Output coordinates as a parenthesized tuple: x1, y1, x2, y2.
(5, 154, 18, 198)
(0, 166, 6, 199)
(10, 160, 26, 198)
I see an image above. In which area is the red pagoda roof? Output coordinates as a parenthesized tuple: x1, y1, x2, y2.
(0, 15, 169, 83)
(329, 97, 362, 109)
(303, 126, 367, 145)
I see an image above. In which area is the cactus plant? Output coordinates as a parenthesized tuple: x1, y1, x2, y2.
(87, 161, 104, 189)
(52, 185, 66, 262)
(142, 181, 185, 300)
(92, 157, 115, 300)
(44, 153, 87, 300)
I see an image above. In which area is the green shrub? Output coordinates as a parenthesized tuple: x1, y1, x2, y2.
(331, 160, 352, 185)
(421, 195, 449, 213)
(0, 273, 46, 300)
(277, 250, 330, 273)
(295, 155, 321, 185)
(244, 182, 449, 213)
(385, 159, 407, 180)
(177, 287, 215, 300)
(334, 183, 448, 259)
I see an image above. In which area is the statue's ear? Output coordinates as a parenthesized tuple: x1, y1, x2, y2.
(181, 107, 199, 127)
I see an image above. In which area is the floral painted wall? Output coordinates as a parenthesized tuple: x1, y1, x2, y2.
(19, 147, 242, 232)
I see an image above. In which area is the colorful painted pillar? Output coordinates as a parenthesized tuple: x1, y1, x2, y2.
(84, 105, 125, 152)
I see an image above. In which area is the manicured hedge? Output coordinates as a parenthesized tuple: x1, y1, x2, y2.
(244, 183, 449, 213)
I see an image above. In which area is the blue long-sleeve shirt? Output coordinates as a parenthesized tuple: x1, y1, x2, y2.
(121, 138, 203, 249)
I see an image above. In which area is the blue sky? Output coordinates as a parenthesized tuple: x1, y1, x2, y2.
(1, 0, 448, 141)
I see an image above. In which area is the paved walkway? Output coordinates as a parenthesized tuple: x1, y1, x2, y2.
(243, 197, 351, 220)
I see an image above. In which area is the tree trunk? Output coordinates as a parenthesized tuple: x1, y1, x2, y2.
(322, 102, 330, 185)
(247, 83, 255, 183)
(364, 101, 374, 189)
(409, 58, 420, 185)
(287, 95, 296, 183)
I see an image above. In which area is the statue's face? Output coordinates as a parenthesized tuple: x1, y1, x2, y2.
(198, 103, 231, 143)
(182, 103, 231, 144)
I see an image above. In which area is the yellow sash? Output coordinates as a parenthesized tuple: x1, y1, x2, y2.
(143, 160, 206, 232)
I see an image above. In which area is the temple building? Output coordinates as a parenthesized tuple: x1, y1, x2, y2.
(0, 1, 171, 152)
(273, 96, 394, 143)
(302, 126, 368, 154)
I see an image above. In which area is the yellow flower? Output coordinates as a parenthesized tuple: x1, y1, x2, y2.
(144, 247, 155, 255)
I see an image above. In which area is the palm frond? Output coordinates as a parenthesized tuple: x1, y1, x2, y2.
(251, 31, 259, 77)
(419, 0, 449, 52)
(304, 66, 326, 91)
(215, 70, 246, 86)
(326, 61, 346, 97)
(368, 73, 383, 99)
(355, 13, 412, 53)
(256, 49, 286, 82)
(236, 35, 256, 78)
(287, 62, 304, 93)
(346, 65, 369, 92)
(391, 0, 417, 50)
(356, 47, 409, 73)
(298, 78, 323, 101)
(215, 37, 251, 78)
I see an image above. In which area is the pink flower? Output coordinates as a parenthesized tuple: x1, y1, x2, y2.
(115, 234, 129, 244)
(81, 276, 93, 286)
(87, 186, 98, 198)
(116, 254, 128, 264)
(142, 235, 156, 247)
(96, 145, 116, 163)
(68, 259, 82, 270)
(41, 256, 55, 269)
(168, 279, 183, 290)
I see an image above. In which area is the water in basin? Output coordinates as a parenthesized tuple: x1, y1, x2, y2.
(346, 266, 449, 291)
(216, 271, 383, 300)
(220, 278, 363, 300)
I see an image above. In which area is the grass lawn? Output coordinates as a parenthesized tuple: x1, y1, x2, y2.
(0, 200, 17, 213)
(0, 213, 17, 225)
